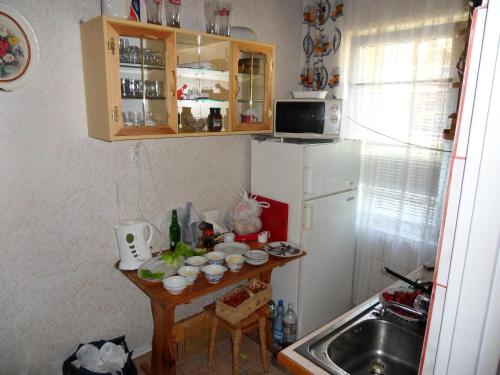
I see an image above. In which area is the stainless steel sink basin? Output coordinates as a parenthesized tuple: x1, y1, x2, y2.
(327, 319, 423, 374)
(295, 297, 425, 374)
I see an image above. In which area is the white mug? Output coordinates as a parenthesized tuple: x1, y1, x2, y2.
(258, 231, 271, 243)
(224, 232, 235, 243)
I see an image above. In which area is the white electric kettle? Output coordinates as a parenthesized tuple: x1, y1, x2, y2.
(115, 220, 153, 270)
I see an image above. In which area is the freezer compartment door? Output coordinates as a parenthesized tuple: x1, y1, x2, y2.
(304, 141, 361, 199)
(298, 190, 358, 338)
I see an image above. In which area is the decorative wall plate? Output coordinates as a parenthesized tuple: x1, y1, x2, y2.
(0, 3, 39, 91)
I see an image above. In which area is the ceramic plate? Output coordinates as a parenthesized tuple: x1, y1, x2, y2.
(213, 241, 250, 256)
(138, 255, 184, 282)
(264, 242, 303, 258)
(0, 4, 39, 91)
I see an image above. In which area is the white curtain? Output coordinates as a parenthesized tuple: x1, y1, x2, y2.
(341, 0, 468, 303)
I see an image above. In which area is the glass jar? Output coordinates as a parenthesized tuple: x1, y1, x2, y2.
(207, 108, 223, 132)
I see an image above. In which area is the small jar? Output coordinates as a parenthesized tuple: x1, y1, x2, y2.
(207, 107, 223, 132)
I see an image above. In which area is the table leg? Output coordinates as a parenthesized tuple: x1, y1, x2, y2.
(151, 301, 176, 375)
(259, 270, 273, 349)
(259, 270, 272, 284)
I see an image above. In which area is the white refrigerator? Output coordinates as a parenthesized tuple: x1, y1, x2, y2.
(251, 139, 361, 338)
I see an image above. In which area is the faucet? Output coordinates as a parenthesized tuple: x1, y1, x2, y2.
(379, 301, 427, 320)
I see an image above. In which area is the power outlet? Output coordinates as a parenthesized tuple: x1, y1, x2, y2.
(128, 143, 140, 163)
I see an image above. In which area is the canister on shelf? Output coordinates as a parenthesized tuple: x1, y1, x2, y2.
(207, 107, 223, 132)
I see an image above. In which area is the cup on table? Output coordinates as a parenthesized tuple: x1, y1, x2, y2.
(258, 231, 270, 243)
(223, 232, 235, 243)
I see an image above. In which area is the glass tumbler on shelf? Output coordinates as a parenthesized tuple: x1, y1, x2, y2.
(215, 0, 232, 36)
(145, 0, 163, 25)
(204, 0, 217, 34)
(165, 0, 182, 27)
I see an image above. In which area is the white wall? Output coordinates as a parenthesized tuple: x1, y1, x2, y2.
(0, 0, 302, 372)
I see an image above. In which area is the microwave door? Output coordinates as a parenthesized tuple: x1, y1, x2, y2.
(275, 101, 325, 134)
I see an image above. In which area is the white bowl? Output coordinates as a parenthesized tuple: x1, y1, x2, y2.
(201, 264, 228, 284)
(186, 256, 208, 268)
(177, 266, 199, 285)
(162, 276, 188, 295)
(245, 250, 269, 261)
(225, 254, 244, 272)
(291, 90, 328, 99)
(204, 251, 226, 265)
(244, 250, 269, 266)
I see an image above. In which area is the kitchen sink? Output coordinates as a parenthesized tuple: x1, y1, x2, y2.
(295, 297, 425, 374)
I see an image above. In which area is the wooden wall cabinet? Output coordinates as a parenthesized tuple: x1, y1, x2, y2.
(80, 16, 275, 141)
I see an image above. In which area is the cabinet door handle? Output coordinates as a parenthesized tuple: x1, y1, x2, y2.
(111, 106, 119, 122)
(171, 70, 177, 98)
(304, 166, 313, 197)
(269, 58, 273, 73)
(107, 37, 116, 55)
(234, 75, 239, 98)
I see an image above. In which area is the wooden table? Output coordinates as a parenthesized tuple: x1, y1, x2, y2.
(119, 243, 305, 375)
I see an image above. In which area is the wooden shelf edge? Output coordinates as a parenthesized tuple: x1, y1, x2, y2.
(99, 15, 275, 48)
(112, 130, 271, 140)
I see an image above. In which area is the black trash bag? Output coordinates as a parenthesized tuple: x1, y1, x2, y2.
(62, 335, 137, 375)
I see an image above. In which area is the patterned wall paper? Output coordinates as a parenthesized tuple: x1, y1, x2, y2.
(299, 0, 344, 98)
(0, 0, 302, 372)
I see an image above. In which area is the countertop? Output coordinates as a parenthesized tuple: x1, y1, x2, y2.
(278, 265, 434, 375)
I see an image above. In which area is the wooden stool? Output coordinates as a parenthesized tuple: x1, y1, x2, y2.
(207, 306, 270, 375)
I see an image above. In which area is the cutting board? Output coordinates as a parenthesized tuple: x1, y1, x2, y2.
(234, 194, 288, 242)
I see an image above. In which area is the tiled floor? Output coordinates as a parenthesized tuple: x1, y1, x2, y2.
(135, 335, 290, 375)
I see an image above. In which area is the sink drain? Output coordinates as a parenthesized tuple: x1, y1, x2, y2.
(369, 360, 386, 375)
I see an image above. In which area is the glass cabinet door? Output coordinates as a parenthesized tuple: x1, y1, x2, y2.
(106, 23, 176, 138)
(232, 42, 274, 132)
(176, 34, 230, 134)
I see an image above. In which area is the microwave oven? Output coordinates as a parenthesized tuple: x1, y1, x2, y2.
(273, 99, 341, 139)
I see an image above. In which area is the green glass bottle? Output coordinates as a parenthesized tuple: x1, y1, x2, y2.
(169, 209, 181, 250)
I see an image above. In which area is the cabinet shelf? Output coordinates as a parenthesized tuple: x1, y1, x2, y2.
(122, 96, 167, 100)
(120, 63, 165, 71)
(238, 72, 265, 78)
(177, 67, 229, 81)
(238, 99, 264, 103)
(178, 99, 229, 105)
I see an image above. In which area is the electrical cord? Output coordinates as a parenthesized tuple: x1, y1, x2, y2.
(136, 142, 166, 253)
(345, 116, 452, 153)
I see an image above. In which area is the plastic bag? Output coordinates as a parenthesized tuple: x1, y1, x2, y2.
(227, 187, 270, 235)
(181, 202, 200, 247)
(62, 335, 137, 375)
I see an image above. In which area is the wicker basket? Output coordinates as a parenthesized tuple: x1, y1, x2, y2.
(216, 280, 272, 325)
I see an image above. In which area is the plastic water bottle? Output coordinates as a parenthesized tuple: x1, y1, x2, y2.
(283, 303, 298, 346)
(272, 300, 285, 346)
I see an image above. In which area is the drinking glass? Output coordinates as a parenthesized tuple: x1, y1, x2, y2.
(119, 38, 129, 62)
(145, 0, 163, 25)
(204, 0, 217, 34)
(165, 0, 181, 28)
(215, 0, 232, 36)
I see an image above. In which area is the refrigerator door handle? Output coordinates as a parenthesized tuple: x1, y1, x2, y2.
(304, 166, 313, 197)
(303, 202, 313, 230)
